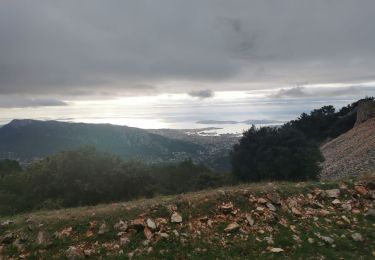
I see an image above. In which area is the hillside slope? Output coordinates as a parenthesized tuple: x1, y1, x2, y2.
(0, 176, 374, 259)
(321, 117, 375, 180)
(0, 120, 204, 163)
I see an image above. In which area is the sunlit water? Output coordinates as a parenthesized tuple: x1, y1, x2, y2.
(0, 93, 360, 135)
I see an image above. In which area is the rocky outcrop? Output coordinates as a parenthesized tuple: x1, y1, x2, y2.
(355, 99, 375, 125)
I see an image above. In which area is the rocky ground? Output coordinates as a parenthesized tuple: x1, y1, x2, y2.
(321, 117, 375, 180)
(0, 175, 374, 259)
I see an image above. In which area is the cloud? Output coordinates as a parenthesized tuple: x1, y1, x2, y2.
(271, 86, 308, 98)
(271, 85, 375, 98)
(188, 89, 215, 99)
(0, 0, 375, 99)
(0, 97, 67, 108)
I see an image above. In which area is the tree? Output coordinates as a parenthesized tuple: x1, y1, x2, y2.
(231, 126, 323, 182)
(0, 159, 22, 178)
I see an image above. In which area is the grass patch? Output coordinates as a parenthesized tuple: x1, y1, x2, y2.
(0, 178, 374, 259)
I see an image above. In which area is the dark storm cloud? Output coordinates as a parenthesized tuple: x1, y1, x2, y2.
(1, 0, 375, 97)
(188, 89, 215, 99)
(0, 97, 67, 108)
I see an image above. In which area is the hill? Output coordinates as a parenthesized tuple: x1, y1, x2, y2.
(321, 100, 375, 180)
(0, 120, 204, 163)
(0, 175, 374, 259)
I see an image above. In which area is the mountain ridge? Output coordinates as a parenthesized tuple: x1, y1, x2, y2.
(0, 119, 204, 163)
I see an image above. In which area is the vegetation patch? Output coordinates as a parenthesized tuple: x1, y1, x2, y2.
(0, 175, 374, 259)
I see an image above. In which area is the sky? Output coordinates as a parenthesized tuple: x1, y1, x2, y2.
(1, 0, 375, 130)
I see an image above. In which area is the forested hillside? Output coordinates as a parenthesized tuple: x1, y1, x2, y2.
(0, 148, 228, 216)
(230, 98, 374, 182)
